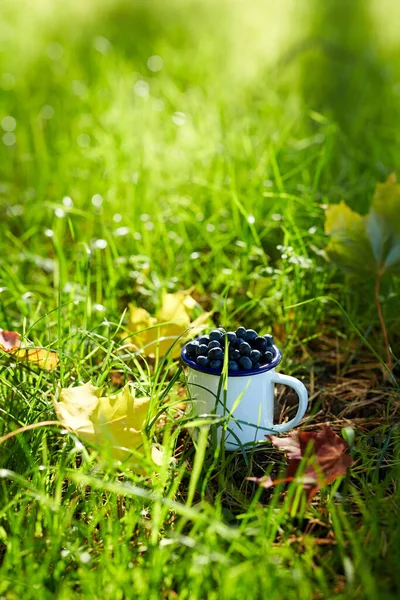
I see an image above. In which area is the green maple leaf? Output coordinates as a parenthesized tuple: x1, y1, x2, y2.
(368, 173, 400, 271)
(324, 201, 375, 277)
(325, 174, 400, 278)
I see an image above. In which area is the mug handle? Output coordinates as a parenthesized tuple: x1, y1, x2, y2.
(269, 372, 308, 433)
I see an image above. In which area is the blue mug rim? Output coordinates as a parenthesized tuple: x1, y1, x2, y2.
(181, 342, 282, 377)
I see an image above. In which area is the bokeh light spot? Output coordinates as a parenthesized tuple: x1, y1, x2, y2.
(172, 112, 186, 126)
(46, 43, 64, 61)
(134, 80, 149, 98)
(2, 132, 16, 146)
(40, 105, 55, 119)
(62, 196, 74, 208)
(92, 194, 103, 208)
(93, 36, 111, 55)
(1, 116, 16, 132)
(147, 55, 163, 72)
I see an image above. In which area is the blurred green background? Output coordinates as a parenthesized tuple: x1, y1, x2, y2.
(0, 0, 399, 344)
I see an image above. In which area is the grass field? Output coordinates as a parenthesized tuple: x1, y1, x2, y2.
(0, 1, 399, 598)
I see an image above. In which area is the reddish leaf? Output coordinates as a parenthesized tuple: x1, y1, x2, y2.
(0, 329, 21, 351)
(249, 425, 352, 503)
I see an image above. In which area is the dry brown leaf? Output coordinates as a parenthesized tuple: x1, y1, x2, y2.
(249, 425, 352, 503)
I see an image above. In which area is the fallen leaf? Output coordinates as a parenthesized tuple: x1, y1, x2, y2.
(128, 290, 211, 358)
(110, 370, 127, 386)
(0, 329, 21, 351)
(15, 348, 59, 370)
(0, 328, 59, 370)
(54, 382, 162, 469)
(248, 425, 352, 503)
(157, 290, 197, 322)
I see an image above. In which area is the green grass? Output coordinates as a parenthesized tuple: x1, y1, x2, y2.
(0, 0, 399, 598)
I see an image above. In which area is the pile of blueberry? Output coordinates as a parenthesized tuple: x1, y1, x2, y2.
(184, 327, 275, 372)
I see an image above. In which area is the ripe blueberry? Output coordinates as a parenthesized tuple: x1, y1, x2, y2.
(229, 348, 240, 361)
(228, 360, 239, 371)
(208, 347, 224, 361)
(252, 336, 268, 352)
(185, 342, 198, 358)
(210, 360, 222, 370)
(208, 340, 221, 350)
(239, 356, 252, 370)
(198, 335, 210, 345)
(250, 349, 262, 364)
(263, 350, 274, 363)
(209, 330, 223, 342)
(239, 341, 251, 356)
(245, 329, 258, 342)
(196, 344, 209, 356)
(196, 355, 209, 367)
(263, 334, 274, 347)
(236, 326, 246, 338)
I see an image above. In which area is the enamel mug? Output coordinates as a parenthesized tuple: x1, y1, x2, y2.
(181, 344, 308, 450)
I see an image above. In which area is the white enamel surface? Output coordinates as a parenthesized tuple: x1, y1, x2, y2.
(186, 367, 308, 450)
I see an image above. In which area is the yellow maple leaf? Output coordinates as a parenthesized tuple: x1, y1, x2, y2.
(14, 348, 59, 370)
(0, 328, 59, 371)
(54, 382, 162, 468)
(128, 290, 211, 358)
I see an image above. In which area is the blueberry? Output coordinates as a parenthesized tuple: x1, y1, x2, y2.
(227, 336, 240, 349)
(196, 344, 209, 357)
(250, 349, 262, 364)
(208, 340, 221, 350)
(261, 350, 274, 364)
(263, 334, 274, 347)
(236, 326, 246, 339)
(210, 360, 222, 370)
(245, 329, 258, 342)
(239, 341, 251, 356)
(252, 336, 268, 352)
(197, 355, 209, 367)
(209, 330, 223, 342)
(208, 347, 224, 361)
(229, 348, 240, 361)
(239, 356, 252, 370)
(252, 362, 260, 369)
(228, 360, 239, 371)
(198, 335, 210, 345)
(218, 327, 226, 333)
(185, 341, 198, 358)
(226, 331, 237, 344)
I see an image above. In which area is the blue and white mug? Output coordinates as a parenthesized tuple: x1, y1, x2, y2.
(181, 343, 308, 450)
